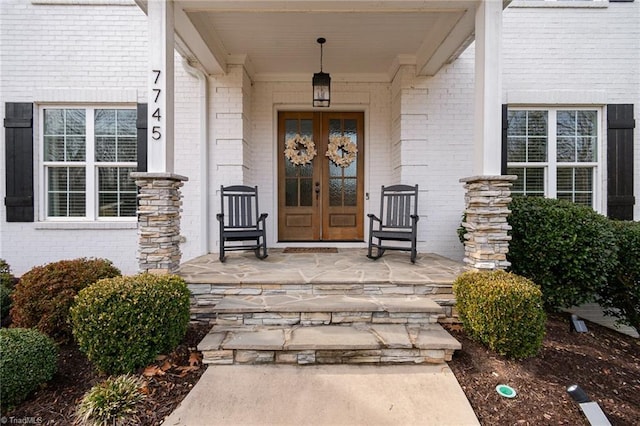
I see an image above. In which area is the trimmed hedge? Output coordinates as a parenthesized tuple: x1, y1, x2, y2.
(0, 328, 58, 408)
(71, 273, 191, 374)
(10, 258, 121, 343)
(453, 270, 546, 359)
(507, 197, 618, 309)
(599, 221, 640, 330)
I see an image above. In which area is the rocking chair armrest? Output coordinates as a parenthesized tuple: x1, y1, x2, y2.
(367, 213, 382, 223)
(258, 213, 269, 222)
(410, 214, 420, 222)
(216, 213, 224, 222)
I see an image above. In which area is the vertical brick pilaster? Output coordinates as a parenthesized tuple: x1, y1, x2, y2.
(459, 175, 517, 271)
(131, 172, 189, 274)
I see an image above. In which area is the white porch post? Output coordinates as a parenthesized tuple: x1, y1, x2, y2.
(147, 0, 174, 173)
(474, 0, 502, 176)
(134, 0, 187, 274)
(460, 0, 516, 271)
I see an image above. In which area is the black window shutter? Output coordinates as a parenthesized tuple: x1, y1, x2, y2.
(501, 104, 508, 175)
(136, 103, 147, 172)
(607, 104, 635, 220)
(4, 102, 34, 222)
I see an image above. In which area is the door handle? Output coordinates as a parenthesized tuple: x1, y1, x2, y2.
(315, 182, 320, 200)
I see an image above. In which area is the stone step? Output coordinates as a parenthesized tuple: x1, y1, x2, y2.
(213, 294, 445, 326)
(198, 323, 461, 365)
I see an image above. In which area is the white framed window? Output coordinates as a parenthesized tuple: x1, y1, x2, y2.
(41, 106, 138, 220)
(506, 107, 602, 210)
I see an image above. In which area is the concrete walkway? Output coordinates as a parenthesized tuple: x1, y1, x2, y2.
(163, 364, 479, 426)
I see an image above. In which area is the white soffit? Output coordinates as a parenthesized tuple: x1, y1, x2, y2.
(171, 1, 480, 80)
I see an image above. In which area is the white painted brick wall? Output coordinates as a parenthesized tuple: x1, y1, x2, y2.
(2, 0, 638, 275)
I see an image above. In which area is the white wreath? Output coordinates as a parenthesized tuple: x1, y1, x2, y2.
(284, 134, 317, 166)
(326, 136, 358, 168)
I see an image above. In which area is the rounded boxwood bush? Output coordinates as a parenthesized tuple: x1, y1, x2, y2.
(508, 197, 618, 309)
(599, 220, 640, 330)
(70, 273, 191, 374)
(0, 328, 58, 407)
(10, 258, 121, 343)
(1, 259, 16, 320)
(453, 270, 546, 359)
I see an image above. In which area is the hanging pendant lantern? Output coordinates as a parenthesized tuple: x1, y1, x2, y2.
(312, 37, 331, 107)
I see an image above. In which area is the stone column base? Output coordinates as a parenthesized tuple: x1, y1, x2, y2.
(459, 175, 517, 271)
(131, 172, 188, 274)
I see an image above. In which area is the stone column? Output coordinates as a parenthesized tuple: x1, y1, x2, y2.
(131, 172, 188, 274)
(459, 175, 517, 271)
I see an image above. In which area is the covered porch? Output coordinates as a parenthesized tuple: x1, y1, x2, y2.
(133, 0, 513, 274)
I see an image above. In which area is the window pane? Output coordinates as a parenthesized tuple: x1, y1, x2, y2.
(98, 167, 137, 217)
(95, 109, 137, 162)
(528, 138, 547, 162)
(44, 136, 65, 161)
(117, 137, 137, 162)
(44, 109, 64, 135)
(557, 167, 593, 207)
(528, 111, 547, 136)
(557, 110, 576, 136)
(95, 109, 116, 135)
(508, 168, 524, 193)
(508, 167, 544, 196)
(577, 111, 597, 136)
(66, 136, 86, 162)
(47, 167, 86, 217)
(557, 137, 576, 162)
(65, 110, 86, 135)
(507, 111, 526, 136)
(117, 110, 137, 135)
(577, 137, 596, 162)
(44, 109, 86, 162)
(96, 137, 116, 162)
(300, 179, 313, 207)
(507, 138, 526, 162)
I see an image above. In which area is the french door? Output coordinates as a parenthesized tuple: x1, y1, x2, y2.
(278, 111, 364, 241)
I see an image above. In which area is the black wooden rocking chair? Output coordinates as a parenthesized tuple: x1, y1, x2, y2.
(216, 185, 268, 262)
(367, 184, 420, 263)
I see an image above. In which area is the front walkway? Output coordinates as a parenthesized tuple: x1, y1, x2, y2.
(164, 364, 480, 426)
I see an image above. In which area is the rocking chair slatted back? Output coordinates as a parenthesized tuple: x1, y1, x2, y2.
(380, 185, 419, 229)
(221, 185, 259, 229)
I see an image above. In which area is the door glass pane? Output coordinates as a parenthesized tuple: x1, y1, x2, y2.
(344, 179, 357, 206)
(329, 179, 342, 206)
(300, 179, 313, 206)
(285, 179, 298, 206)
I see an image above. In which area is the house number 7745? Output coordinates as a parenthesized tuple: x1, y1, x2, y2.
(151, 69, 162, 140)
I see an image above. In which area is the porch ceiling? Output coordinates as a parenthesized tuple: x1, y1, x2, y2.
(154, 0, 482, 81)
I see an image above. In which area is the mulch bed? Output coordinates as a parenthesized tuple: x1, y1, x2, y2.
(445, 313, 640, 426)
(2, 323, 211, 425)
(4, 315, 639, 425)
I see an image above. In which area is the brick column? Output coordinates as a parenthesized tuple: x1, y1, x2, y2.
(459, 175, 517, 271)
(131, 172, 188, 274)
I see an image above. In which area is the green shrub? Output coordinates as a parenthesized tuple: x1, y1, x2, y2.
(1, 259, 16, 320)
(453, 270, 546, 359)
(598, 221, 640, 330)
(10, 258, 121, 343)
(71, 273, 191, 374)
(507, 197, 618, 309)
(75, 374, 145, 426)
(0, 328, 58, 407)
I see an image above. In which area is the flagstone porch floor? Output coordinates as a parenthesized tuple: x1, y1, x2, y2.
(178, 248, 466, 286)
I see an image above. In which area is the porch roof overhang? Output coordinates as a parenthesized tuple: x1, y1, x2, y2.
(135, 0, 506, 82)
